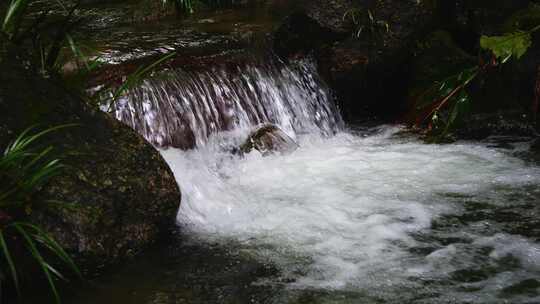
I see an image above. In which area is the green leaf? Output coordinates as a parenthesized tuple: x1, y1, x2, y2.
(2, 0, 30, 35)
(480, 31, 532, 60)
(109, 52, 176, 109)
(13, 223, 62, 304)
(0, 230, 20, 296)
(21, 222, 81, 278)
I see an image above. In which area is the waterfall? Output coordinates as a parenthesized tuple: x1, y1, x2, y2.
(112, 55, 344, 149)
(97, 52, 540, 304)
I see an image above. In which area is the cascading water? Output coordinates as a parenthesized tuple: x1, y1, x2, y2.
(161, 128, 540, 303)
(103, 56, 540, 303)
(113, 56, 343, 149)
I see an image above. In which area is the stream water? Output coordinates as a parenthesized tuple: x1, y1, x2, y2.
(161, 127, 540, 304)
(62, 127, 540, 304)
(61, 56, 540, 303)
(55, 3, 540, 303)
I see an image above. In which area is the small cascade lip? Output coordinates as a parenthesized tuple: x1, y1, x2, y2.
(101, 54, 343, 151)
(86, 49, 252, 88)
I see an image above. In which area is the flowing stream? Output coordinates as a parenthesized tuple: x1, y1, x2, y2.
(112, 56, 343, 148)
(161, 127, 540, 303)
(67, 56, 540, 303)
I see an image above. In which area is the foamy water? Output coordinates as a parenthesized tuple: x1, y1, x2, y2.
(161, 126, 540, 302)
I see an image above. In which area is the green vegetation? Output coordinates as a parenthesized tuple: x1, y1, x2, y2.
(0, 126, 81, 303)
(1, 0, 86, 75)
(414, 25, 540, 142)
(480, 28, 539, 62)
(106, 52, 176, 110)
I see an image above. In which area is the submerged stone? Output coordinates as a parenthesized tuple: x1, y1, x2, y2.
(240, 124, 298, 156)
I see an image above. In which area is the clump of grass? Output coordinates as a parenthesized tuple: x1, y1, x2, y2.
(0, 125, 81, 303)
(1, 0, 94, 76)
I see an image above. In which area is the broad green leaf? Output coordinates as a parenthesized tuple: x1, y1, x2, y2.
(480, 31, 532, 60)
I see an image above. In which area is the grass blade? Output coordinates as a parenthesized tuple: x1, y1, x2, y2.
(13, 223, 62, 304)
(20, 223, 81, 278)
(0, 230, 20, 296)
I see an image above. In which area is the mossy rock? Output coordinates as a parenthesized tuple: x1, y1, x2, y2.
(0, 39, 181, 273)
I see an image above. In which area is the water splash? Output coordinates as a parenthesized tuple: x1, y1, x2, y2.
(161, 127, 540, 303)
(108, 51, 540, 303)
(112, 56, 343, 149)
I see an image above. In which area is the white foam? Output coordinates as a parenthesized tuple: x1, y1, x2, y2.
(161, 127, 540, 293)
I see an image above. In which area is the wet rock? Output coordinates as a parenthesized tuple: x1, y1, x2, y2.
(530, 136, 540, 154)
(455, 112, 538, 140)
(491, 5, 540, 118)
(273, 12, 343, 60)
(0, 39, 181, 269)
(127, 0, 183, 23)
(274, 0, 540, 125)
(301, 0, 357, 35)
(405, 30, 476, 122)
(449, 0, 530, 36)
(274, 0, 434, 121)
(323, 1, 435, 120)
(239, 124, 298, 156)
(429, 4, 540, 124)
(272, 0, 359, 59)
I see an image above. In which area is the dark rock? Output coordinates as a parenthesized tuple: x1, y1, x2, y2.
(240, 124, 298, 156)
(455, 112, 538, 140)
(451, 0, 530, 36)
(495, 5, 540, 118)
(273, 0, 540, 126)
(447, 4, 540, 119)
(532, 137, 540, 152)
(274, 0, 435, 121)
(301, 0, 357, 34)
(318, 1, 435, 121)
(273, 12, 344, 60)
(404, 30, 476, 122)
(126, 0, 181, 23)
(0, 39, 181, 269)
(273, 0, 359, 59)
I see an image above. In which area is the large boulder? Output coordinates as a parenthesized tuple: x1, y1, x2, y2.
(273, 0, 357, 59)
(438, 2, 540, 120)
(0, 41, 181, 269)
(455, 112, 538, 140)
(273, 0, 435, 121)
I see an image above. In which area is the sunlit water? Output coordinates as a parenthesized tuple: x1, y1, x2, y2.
(159, 126, 540, 303)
